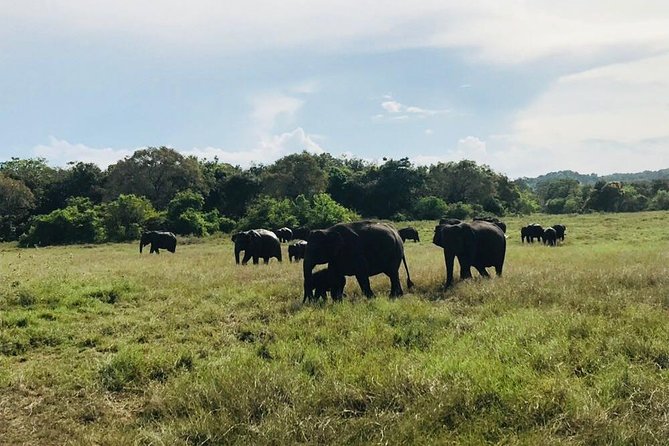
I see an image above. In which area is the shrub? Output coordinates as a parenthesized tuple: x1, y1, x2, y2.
(101, 194, 159, 242)
(414, 196, 449, 220)
(20, 197, 103, 247)
(305, 193, 359, 229)
(442, 202, 475, 220)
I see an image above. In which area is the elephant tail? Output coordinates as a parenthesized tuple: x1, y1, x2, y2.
(402, 255, 414, 289)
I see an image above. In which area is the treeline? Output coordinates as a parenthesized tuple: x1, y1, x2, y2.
(0, 147, 668, 246)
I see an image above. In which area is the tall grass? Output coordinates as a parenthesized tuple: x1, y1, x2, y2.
(1, 212, 669, 445)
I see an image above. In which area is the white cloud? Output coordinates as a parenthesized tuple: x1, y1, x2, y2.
(250, 93, 304, 135)
(508, 53, 669, 175)
(32, 137, 133, 168)
(376, 96, 450, 121)
(6, 2, 668, 65)
(381, 101, 403, 113)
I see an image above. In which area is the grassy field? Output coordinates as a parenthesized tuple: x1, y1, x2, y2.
(2, 212, 669, 445)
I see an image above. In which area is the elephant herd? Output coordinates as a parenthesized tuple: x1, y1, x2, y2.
(138, 218, 567, 302)
(521, 223, 566, 247)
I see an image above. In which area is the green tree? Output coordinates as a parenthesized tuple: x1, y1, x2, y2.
(414, 196, 449, 220)
(21, 197, 103, 247)
(101, 194, 159, 241)
(105, 147, 205, 208)
(261, 152, 328, 199)
(0, 175, 36, 240)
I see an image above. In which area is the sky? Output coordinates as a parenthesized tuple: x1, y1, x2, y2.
(2, 1, 669, 178)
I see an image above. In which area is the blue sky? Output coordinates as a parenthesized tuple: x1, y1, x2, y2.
(2, 1, 669, 178)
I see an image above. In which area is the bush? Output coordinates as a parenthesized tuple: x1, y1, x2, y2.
(101, 194, 159, 242)
(649, 190, 669, 210)
(305, 193, 359, 229)
(20, 198, 103, 247)
(441, 202, 475, 220)
(173, 209, 208, 236)
(238, 196, 298, 230)
(414, 196, 449, 220)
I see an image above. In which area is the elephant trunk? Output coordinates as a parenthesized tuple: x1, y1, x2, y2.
(235, 246, 241, 264)
(139, 239, 144, 253)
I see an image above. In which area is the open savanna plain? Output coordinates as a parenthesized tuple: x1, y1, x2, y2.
(2, 212, 669, 445)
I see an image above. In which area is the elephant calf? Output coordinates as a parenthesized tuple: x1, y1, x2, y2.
(306, 268, 346, 303)
(542, 227, 557, 246)
(398, 226, 420, 242)
(139, 231, 177, 254)
(288, 240, 307, 262)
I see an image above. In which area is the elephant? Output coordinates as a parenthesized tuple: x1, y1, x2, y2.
(521, 224, 544, 243)
(473, 216, 507, 233)
(307, 268, 347, 302)
(288, 240, 308, 262)
(232, 229, 282, 265)
(398, 226, 420, 242)
(439, 218, 462, 225)
(552, 224, 566, 241)
(433, 220, 506, 288)
(542, 227, 557, 246)
(139, 231, 177, 254)
(303, 221, 414, 301)
(291, 226, 312, 241)
(275, 227, 293, 243)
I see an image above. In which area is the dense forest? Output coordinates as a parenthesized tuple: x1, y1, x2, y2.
(1, 147, 669, 246)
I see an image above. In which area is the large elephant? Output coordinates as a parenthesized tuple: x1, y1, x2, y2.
(398, 226, 420, 242)
(288, 240, 308, 262)
(291, 226, 312, 241)
(308, 268, 347, 302)
(521, 224, 544, 243)
(552, 224, 566, 241)
(433, 220, 506, 288)
(139, 231, 177, 254)
(275, 227, 293, 243)
(232, 229, 282, 265)
(473, 216, 507, 233)
(303, 221, 414, 301)
(542, 227, 557, 246)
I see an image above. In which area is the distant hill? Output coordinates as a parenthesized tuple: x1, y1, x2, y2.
(521, 168, 669, 189)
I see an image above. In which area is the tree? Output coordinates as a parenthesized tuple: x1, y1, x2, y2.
(105, 147, 205, 208)
(0, 157, 57, 213)
(414, 196, 449, 220)
(101, 194, 160, 241)
(261, 152, 328, 199)
(0, 175, 36, 240)
(42, 162, 105, 213)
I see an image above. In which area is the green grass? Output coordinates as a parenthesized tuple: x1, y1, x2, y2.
(2, 212, 669, 445)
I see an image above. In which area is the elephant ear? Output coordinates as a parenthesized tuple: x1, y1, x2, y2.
(432, 225, 443, 247)
(462, 224, 477, 261)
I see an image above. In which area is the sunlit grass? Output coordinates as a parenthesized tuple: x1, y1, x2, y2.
(2, 212, 669, 444)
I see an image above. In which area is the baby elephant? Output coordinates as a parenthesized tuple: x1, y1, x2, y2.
(305, 268, 346, 303)
(398, 226, 420, 242)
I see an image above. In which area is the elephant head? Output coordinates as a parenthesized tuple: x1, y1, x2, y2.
(303, 227, 357, 301)
(232, 230, 263, 264)
(139, 232, 151, 253)
(433, 223, 477, 285)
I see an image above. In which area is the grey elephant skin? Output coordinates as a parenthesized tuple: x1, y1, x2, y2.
(521, 224, 544, 243)
(307, 268, 346, 302)
(433, 220, 506, 288)
(542, 227, 557, 246)
(303, 221, 413, 301)
(473, 216, 507, 233)
(139, 231, 177, 254)
(275, 227, 293, 242)
(551, 224, 566, 241)
(398, 226, 420, 242)
(232, 229, 282, 265)
(288, 240, 307, 262)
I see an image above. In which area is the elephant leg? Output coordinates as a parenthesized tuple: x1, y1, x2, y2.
(387, 270, 403, 297)
(252, 256, 259, 265)
(475, 266, 490, 278)
(263, 257, 269, 264)
(242, 252, 252, 265)
(356, 274, 374, 298)
(494, 263, 503, 277)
